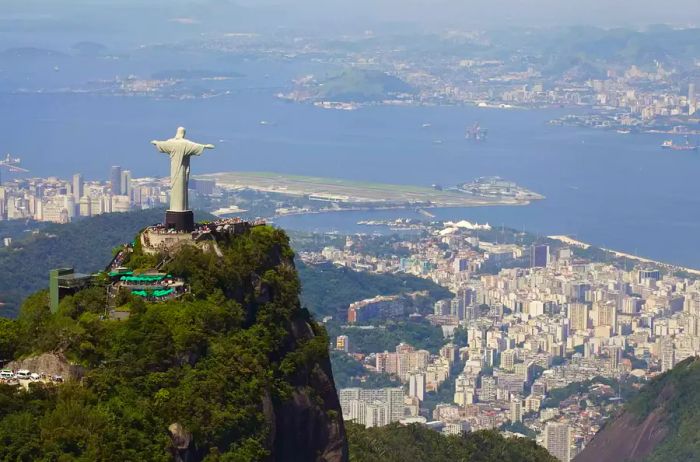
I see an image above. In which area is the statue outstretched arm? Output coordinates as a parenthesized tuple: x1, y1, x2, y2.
(151, 140, 170, 153)
(186, 141, 215, 156)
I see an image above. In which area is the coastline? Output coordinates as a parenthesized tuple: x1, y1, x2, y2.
(548, 235, 700, 275)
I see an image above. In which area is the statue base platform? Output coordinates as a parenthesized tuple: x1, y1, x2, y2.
(165, 210, 195, 232)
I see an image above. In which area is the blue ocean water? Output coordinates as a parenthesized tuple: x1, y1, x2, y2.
(2, 92, 699, 268)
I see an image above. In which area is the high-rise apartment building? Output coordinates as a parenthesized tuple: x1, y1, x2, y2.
(510, 396, 523, 423)
(660, 338, 675, 372)
(408, 372, 426, 402)
(531, 244, 549, 268)
(568, 303, 590, 331)
(501, 349, 516, 371)
(110, 166, 122, 195)
(596, 302, 617, 331)
(609, 345, 622, 371)
(375, 345, 429, 381)
(72, 173, 83, 203)
(190, 178, 216, 195)
(339, 388, 404, 428)
(544, 422, 571, 462)
(479, 375, 497, 402)
(120, 170, 132, 199)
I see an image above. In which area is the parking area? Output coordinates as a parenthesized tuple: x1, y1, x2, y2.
(0, 369, 64, 389)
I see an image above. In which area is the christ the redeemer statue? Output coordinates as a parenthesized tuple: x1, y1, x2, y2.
(151, 126, 214, 231)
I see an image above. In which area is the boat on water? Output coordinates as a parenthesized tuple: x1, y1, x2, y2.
(661, 137, 698, 152)
(466, 122, 488, 141)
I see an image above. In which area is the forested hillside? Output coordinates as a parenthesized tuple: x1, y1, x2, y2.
(347, 423, 557, 462)
(298, 261, 452, 318)
(0, 209, 177, 316)
(0, 225, 347, 460)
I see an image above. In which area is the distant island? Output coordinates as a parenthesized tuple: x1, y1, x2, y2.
(279, 68, 414, 107)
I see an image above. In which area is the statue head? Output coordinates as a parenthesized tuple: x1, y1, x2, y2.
(175, 127, 186, 139)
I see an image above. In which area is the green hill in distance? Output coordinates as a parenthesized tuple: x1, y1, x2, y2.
(576, 356, 700, 462)
(347, 423, 557, 462)
(314, 69, 413, 102)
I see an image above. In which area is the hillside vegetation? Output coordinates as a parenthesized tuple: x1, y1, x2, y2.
(0, 209, 182, 317)
(313, 69, 413, 102)
(576, 356, 700, 462)
(0, 225, 347, 461)
(347, 423, 557, 462)
(298, 261, 451, 319)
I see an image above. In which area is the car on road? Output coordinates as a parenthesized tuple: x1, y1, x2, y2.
(0, 370, 15, 380)
(16, 370, 31, 380)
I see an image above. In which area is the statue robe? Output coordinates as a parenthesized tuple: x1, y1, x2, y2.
(153, 137, 206, 212)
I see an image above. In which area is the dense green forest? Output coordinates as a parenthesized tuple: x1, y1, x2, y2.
(326, 320, 447, 354)
(329, 350, 401, 389)
(0, 209, 183, 317)
(298, 261, 452, 319)
(347, 423, 557, 462)
(0, 225, 345, 460)
(0, 219, 49, 241)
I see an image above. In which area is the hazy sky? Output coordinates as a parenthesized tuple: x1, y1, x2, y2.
(237, 0, 700, 28)
(2, 0, 700, 48)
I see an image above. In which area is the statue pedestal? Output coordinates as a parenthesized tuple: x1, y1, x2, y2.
(165, 210, 195, 232)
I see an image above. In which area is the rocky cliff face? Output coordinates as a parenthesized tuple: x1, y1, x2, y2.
(7, 352, 84, 380)
(576, 357, 700, 462)
(148, 225, 350, 462)
(265, 317, 347, 461)
(574, 395, 669, 462)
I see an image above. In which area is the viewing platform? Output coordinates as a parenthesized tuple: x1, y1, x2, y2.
(140, 217, 266, 256)
(108, 269, 186, 302)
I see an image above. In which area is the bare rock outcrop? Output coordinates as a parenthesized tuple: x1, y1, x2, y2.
(168, 423, 193, 462)
(7, 352, 84, 380)
(575, 380, 679, 462)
